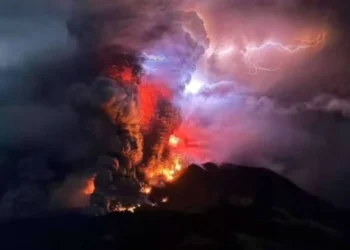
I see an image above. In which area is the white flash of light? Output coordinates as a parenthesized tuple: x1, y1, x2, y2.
(205, 45, 236, 58)
(185, 75, 205, 95)
(217, 46, 236, 57)
(142, 53, 167, 74)
(143, 52, 167, 61)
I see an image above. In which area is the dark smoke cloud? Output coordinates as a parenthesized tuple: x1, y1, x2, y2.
(68, 0, 207, 89)
(0, 0, 145, 216)
(50, 173, 95, 209)
(0, 0, 75, 105)
(0, 0, 209, 216)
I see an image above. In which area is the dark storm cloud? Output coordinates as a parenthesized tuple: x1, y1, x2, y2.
(0, 0, 85, 158)
(0, 0, 116, 215)
(0, 106, 77, 150)
(0, 0, 74, 67)
(0, 0, 75, 104)
(168, 0, 350, 208)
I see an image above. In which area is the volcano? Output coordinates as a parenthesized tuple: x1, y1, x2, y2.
(1, 163, 349, 250)
(2, 1, 350, 249)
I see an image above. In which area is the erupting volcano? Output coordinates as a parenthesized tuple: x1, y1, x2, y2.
(64, 0, 211, 214)
(3, 0, 350, 222)
(62, 0, 335, 214)
(3, 1, 350, 249)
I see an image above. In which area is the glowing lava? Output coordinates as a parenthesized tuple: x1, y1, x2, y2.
(169, 134, 181, 147)
(145, 155, 184, 185)
(112, 203, 139, 213)
(141, 186, 152, 195)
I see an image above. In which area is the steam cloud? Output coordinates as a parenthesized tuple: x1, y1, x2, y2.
(0, 0, 350, 218)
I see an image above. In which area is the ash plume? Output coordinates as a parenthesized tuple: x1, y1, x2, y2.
(0, 0, 209, 217)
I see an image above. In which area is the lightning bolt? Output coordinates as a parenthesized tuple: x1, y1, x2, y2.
(143, 53, 167, 62)
(242, 33, 326, 75)
(243, 52, 281, 75)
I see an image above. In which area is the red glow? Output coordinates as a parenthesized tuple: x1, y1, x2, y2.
(171, 124, 216, 163)
(139, 79, 173, 129)
(83, 176, 96, 195)
(107, 66, 134, 82)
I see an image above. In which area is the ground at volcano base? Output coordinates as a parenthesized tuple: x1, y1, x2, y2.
(1, 163, 350, 250)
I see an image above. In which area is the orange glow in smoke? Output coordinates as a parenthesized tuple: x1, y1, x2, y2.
(141, 186, 152, 194)
(144, 155, 185, 186)
(83, 176, 96, 195)
(169, 134, 181, 147)
(107, 66, 134, 82)
(175, 161, 182, 171)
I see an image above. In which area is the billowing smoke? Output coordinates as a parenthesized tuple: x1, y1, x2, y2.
(51, 173, 96, 209)
(0, 0, 209, 218)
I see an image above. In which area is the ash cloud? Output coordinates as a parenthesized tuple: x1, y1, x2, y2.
(0, 0, 144, 217)
(67, 0, 208, 89)
(0, 0, 208, 217)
